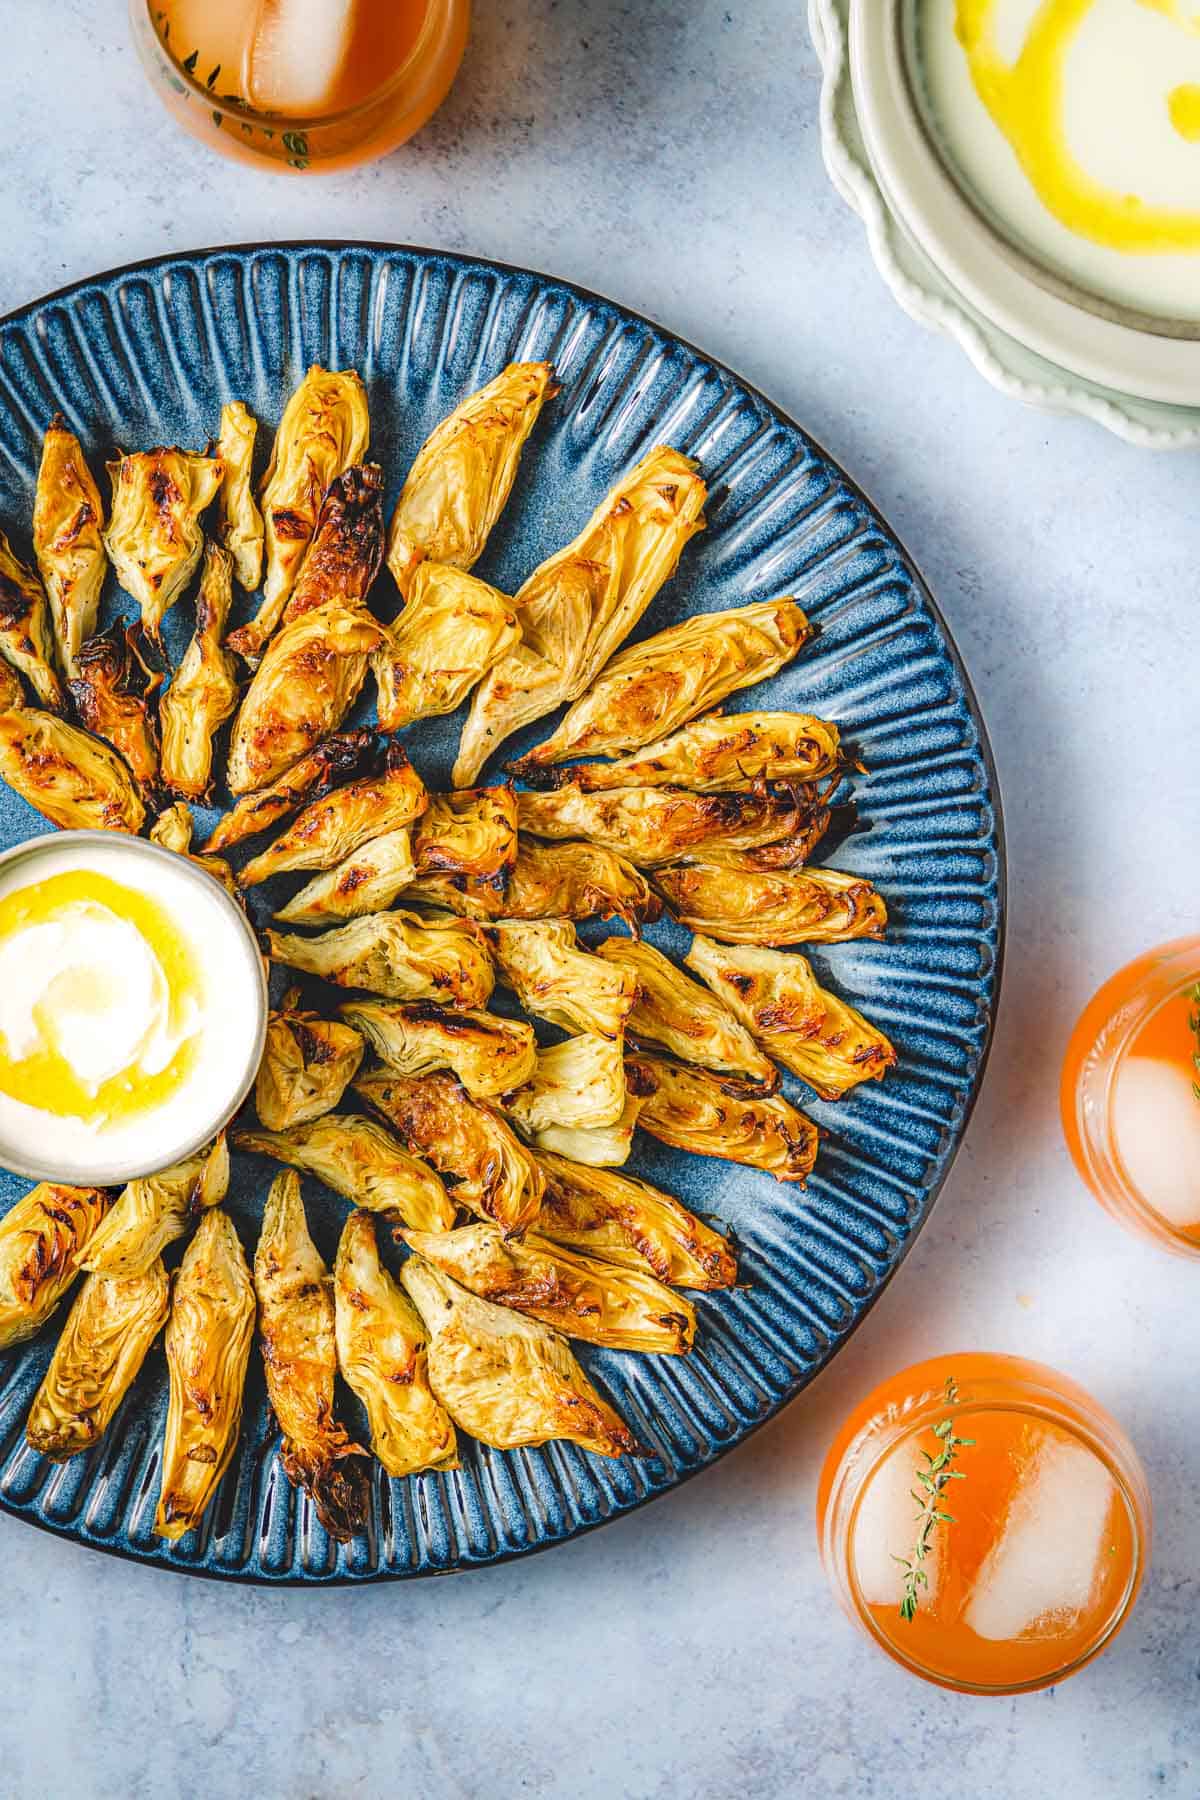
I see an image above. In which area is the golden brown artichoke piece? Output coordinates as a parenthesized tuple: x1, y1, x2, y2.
(409, 835, 663, 932)
(401, 1257, 643, 1458)
(103, 448, 224, 648)
(268, 910, 494, 1008)
(68, 621, 162, 799)
(79, 1134, 230, 1279)
(354, 1068, 544, 1237)
(535, 1151, 736, 1289)
(235, 1113, 455, 1233)
(26, 1261, 170, 1461)
(149, 801, 238, 896)
(455, 445, 707, 785)
(227, 366, 370, 663)
(403, 1222, 695, 1355)
(155, 1208, 255, 1541)
(386, 361, 556, 596)
(0, 529, 68, 713)
(531, 1091, 645, 1168)
(597, 936, 778, 1088)
(238, 741, 426, 889)
(0, 706, 145, 832)
(486, 918, 638, 1040)
(412, 785, 517, 881)
(502, 1034, 627, 1136)
(0, 1184, 110, 1349)
(655, 862, 887, 946)
(225, 596, 383, 794)
(340, 998, 536, 1099)
(280, 462, 386, 626)
(256, 988, 364, 1130)
(33, 413, 106, 680)
(525, 710, 843, 795)
(630, 1051, 819, 1182)
(513, 602, 813, 772)
(201, 727, 378, 853)
(516, 783, 818, 870)
(253, 1169, 367, 1541)
(0, 662, 22, 711)
(373, 562, 522, 731)
(333, 1211, 458, 1478)
(685, 936, 896, 1099)
(214, 400, 264, 592)
(159, 540, 240, 800)
(273, 828, 416, 926)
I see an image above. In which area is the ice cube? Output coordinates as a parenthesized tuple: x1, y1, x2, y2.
(246, 0, 357, 115)
(852, 1439, 940, 1609)
(964, 1429, 1115, 1642)
(1111, 1055, 1200, 1230)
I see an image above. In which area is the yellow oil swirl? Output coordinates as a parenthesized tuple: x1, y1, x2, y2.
(955, 0, 1200, 252)
(0, 868, 203, 1128)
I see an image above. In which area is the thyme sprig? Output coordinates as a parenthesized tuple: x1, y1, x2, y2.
(1187, 983, 1200, 1103)
(893, 1377, 974, 1623)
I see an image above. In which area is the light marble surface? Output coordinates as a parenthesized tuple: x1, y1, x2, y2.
(1, 3, 1198, 1796)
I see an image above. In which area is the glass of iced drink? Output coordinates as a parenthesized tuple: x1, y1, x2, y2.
(1062, 936, 1200, 1256)
(817, 1353, 1150, 1694)
(130, 0, 470, 172)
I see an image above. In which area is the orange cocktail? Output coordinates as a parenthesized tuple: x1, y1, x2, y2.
(1062, 935, 1200, 1256)
(817, 1353, 1150, 1694)
(131, 0, 469, 172)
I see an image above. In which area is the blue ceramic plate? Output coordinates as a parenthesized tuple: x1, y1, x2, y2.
(0, 244, 1003, 1582)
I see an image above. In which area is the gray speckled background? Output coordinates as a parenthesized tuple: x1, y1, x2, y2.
(0, 3, 1197, 1795)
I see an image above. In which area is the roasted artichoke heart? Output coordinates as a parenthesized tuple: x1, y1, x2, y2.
(280, 462, 386, 626)
(273, 828, 416, 926)
(201, 727, 379, 853)
(630, 1052, 819, 1182)
(333, 1211, 458, 1478)
(597, 936, 778, 1088)
(80, 1133, 230, 1279)
(515, 783, 817, 870)
(536, 1151, 736, 1289)
(0, 662, 22, 712)
(455, 445, 707, 785)
(32, 413, 106, 680)
(512, 601, 813, 771)
(502, 1033, 627, 1135)
(524, 710, 843, 795)
(403, 1222, 695, 1355)
(238, 741, 427, 888)
(235, 1113, 455, 1233)
(103, 447, 223, 647)
(340, 998, 537, 1098)
(26, 1261, 170, 1461)
(256, 987, 364, 1130)
(253, 1169, 367, 1541)
(159, 539, 240, 800)
(655, 863, 887, 945)
(386, 361, 555, 595)
(268, 910, 494, 1009)
(486, 918, 638, 1040)
(685, 936, 896, 1099)
(226, 595, 383, 794)
(149, 801, 238, 895)
(228, 365, 370, 663)
(373, 562, 522, 731)
(530, 1091, 645, 1168)
(410, 835, 663, 931)
(0, 529, 68, 714)
(401, 1256, 643, 1458)
(0, 706, 146, 833)
(354, 1068, 544, 1237)
(0, 1183, 110, 1349)
(156, 1207, 255, 1541)
(411, 785, 517, 882)
(68, 621, 162, 799)
(214, 399, 264, 592)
